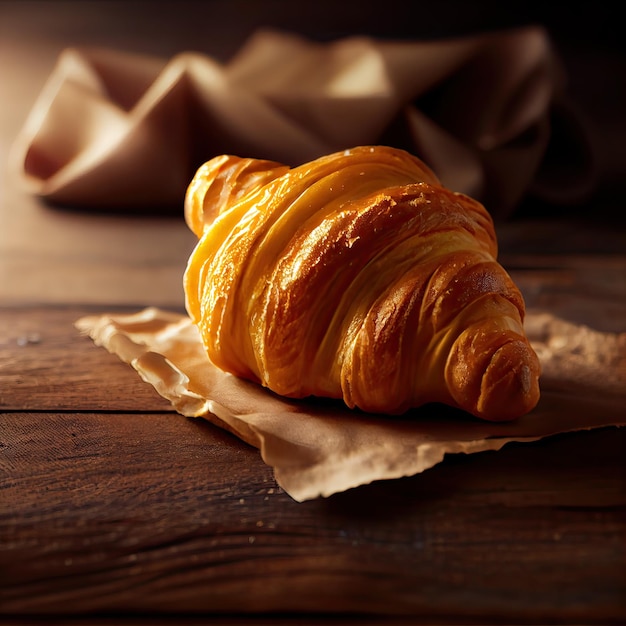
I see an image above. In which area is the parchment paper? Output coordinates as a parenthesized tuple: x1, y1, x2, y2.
(11, 27, 595, 217)
(76, 308, 626, 501)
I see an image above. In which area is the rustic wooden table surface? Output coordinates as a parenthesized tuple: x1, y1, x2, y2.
(1, 3, 625, 625)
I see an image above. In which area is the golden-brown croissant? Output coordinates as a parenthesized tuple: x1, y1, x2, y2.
(183, 146, 540, 421)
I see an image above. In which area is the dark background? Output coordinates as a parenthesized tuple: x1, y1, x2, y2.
(1, 0, 624, 217)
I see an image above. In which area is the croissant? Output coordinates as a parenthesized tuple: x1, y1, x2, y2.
(183, 146, 540, 421)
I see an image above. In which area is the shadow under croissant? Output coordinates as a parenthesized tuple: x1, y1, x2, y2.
(315, 426, 623, 518)
(291, 395, 478, 423)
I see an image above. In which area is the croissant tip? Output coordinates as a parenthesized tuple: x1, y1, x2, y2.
(475, 341, 541, 422)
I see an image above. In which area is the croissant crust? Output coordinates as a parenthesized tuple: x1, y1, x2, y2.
(184, 146, 540, 421)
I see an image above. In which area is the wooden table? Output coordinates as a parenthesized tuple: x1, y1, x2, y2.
(1, 3, 626, 624)
(1, 263, 625, 626)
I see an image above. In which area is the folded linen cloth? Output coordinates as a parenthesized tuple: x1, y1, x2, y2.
(11, 26, 595, 217)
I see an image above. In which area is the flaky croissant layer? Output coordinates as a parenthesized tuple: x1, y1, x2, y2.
(184, 146, 540, 421)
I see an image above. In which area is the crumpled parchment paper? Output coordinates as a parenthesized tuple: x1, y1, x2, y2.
(12, 27, 594, 217)
(76, 308, 626, 501)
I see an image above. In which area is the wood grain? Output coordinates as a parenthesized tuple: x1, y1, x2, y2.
(1, 411, 624, 622)
(0, 306, 174, 412)
(1, 309, 625, 623)
(503, 254, 626, 332)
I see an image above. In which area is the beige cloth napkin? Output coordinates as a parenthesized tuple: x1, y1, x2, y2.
(12, 27, 595, 217)
(76, 308, 626, 502)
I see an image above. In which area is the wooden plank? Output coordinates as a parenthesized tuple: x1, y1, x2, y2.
(1, 410, 625, 622)
(504, 256, 626, 332)
(0, 306, 174, 411)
